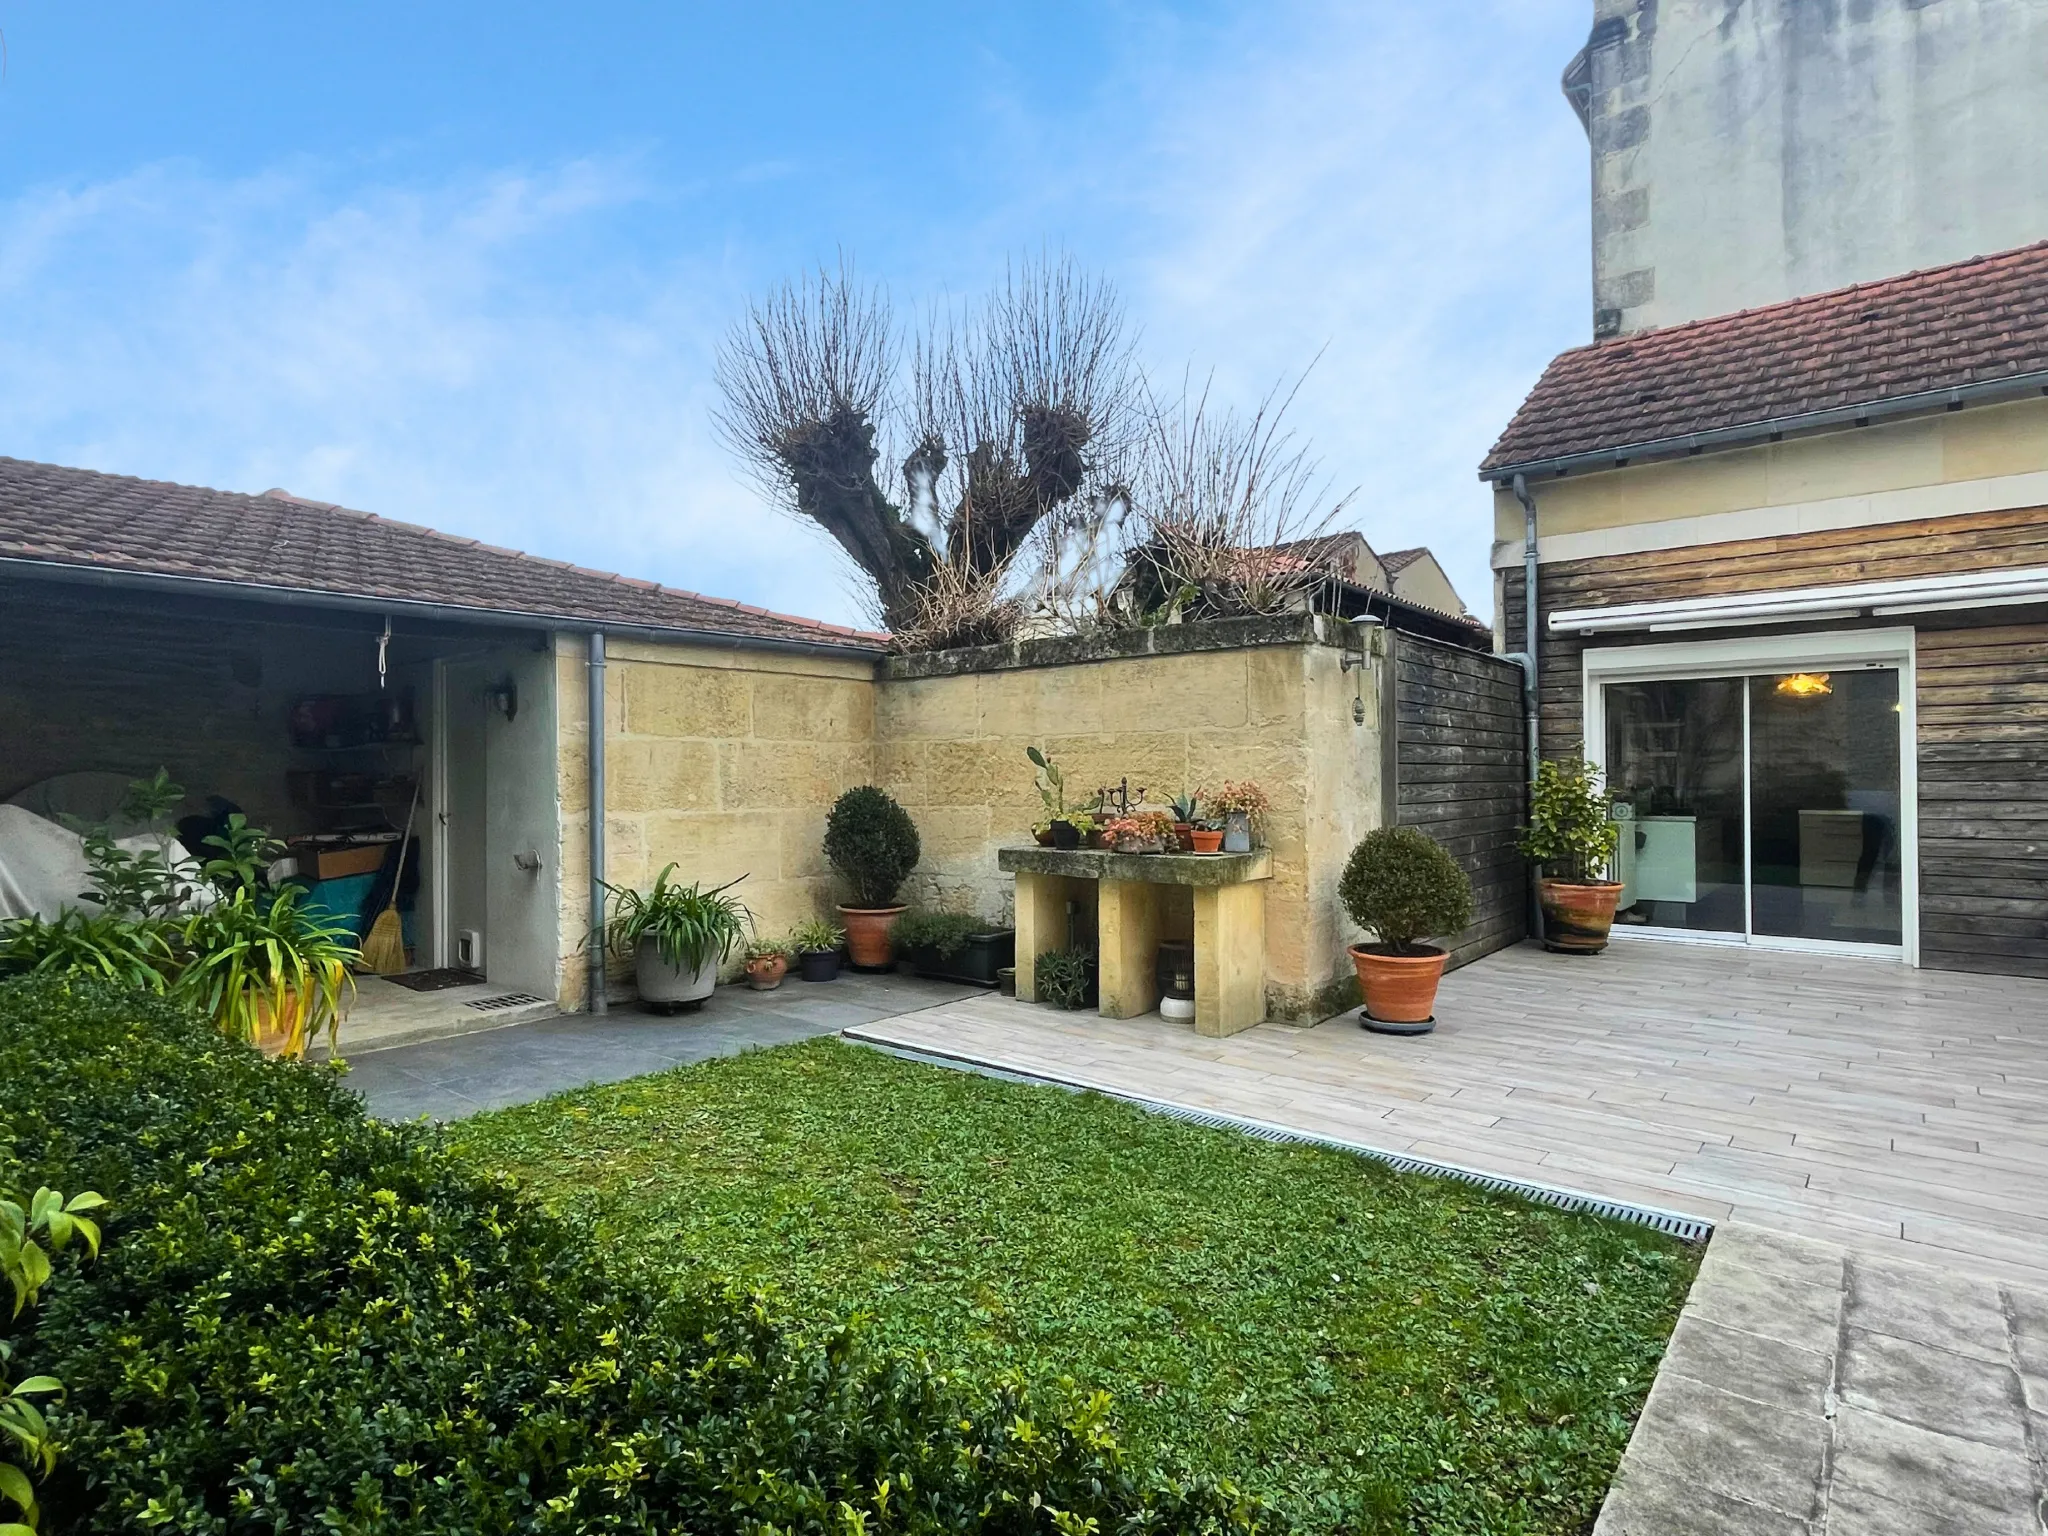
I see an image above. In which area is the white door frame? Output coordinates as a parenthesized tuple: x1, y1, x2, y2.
(428, 658, 451, 970)
(1582, 627, 1919, 966)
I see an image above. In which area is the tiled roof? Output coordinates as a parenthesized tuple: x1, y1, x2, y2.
(1482, 240, 2048, 476)
(0, 456, 886, 651)
(1378, 547, 1430, 574)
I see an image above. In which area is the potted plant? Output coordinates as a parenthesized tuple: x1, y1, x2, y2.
(1519, 759, 1624, 954)
(177, 884, 358, 1058)
(893, 909, 1017, 986)
(1169, 792, 1199, 851)
(1103, 809, 1175, 853)
(1339, 825, 1474, 1034)
(1189, 823, 1225, 854)
(741, 936, 791, 990)
(601, 865, 750, 1012)
(824, 786, 921, 968)
(1027, 746, 1086, 849)
(1205, 781, 1270, 853)
(791, 917, 847, 982)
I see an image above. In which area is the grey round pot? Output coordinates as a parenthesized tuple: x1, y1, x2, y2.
(635, 937, 719, 1012)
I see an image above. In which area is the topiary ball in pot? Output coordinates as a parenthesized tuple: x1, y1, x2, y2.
(824, 785, 921, 968)
(1339, 825, 1473, 1033)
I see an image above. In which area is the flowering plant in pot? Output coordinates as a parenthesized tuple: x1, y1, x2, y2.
(789, 917, 847, 982)
(602, 866, 750, 1012)
(823, 786, 920, 968)
(741, 936, 791, 990)
(1204, 781, 1270, 853)
(1339, 826, 1473, 1034)
(1518, 759, 1623, 954)
(1103, 810, 1175, 853)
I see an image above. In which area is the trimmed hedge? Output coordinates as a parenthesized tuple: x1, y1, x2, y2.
(0, 978, 1268, 1535)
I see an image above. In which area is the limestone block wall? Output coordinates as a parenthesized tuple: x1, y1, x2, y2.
(876, 615, 1392, 1020)
(554, 634, 875, 1007)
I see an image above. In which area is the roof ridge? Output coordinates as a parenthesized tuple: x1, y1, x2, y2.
(1556, 237, 2048, 361)
(1, 456, 888, 647)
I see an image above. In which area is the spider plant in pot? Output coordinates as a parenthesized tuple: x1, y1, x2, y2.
(602, 865, 750, 1012)
(824, 786, 920, 968)
(175, 885, 359, 1059)
(1339, 825, 1473, 1034)
(790, 917, 847, 982)
(1518, 758, 1624, 954)
(741, 936, 791, 991)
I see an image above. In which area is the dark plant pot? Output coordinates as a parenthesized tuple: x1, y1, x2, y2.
(1034, 827, 1056, 847)
(1348, 943, 1446, 1033)
(907, 930, 1017, 987)
(1539, 879, 1625, 954)
(997, 966, 1016, 997)
(799, 948, 842, 982)
(1048, 819, 1081, 850)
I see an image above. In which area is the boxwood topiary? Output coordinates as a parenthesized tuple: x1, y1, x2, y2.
(0, 976, 1268, 1536)
(823, 785, 921, 909)
(1339, 826, 1475, 956)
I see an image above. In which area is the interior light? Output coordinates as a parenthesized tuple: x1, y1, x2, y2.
(1774, 672, 1832, 698)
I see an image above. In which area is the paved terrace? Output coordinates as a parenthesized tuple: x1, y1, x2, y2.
(849, 942, 2048, 1534)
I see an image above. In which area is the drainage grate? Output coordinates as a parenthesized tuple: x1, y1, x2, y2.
(843, 1031, 1714, 1244)
(466, 992, 548, 1013)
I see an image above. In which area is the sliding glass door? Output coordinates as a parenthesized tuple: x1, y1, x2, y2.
(1595, 648, 1909, 954)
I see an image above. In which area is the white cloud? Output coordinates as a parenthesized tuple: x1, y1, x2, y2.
(0, 1, 1593, 630)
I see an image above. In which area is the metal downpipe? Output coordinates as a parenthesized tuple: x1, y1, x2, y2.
(1511, 474, 1543, 943)
(587, 631, 608, 1016)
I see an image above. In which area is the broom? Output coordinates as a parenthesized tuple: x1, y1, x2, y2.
(361, 784, 419, 976)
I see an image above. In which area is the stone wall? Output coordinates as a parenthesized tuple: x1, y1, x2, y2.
(554, 634, 876, 1006)
(875, 614, 1394, 1021)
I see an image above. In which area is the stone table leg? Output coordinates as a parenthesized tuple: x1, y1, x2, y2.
(1097, 878, 1162, 1018)
(1194, 880, 1266, 1037)
(1012, 870, 1070, 1003)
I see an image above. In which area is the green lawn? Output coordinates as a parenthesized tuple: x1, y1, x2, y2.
(455, 1038, 1698, 1533)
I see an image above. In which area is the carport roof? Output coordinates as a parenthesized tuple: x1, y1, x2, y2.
(0, 455, 887, 653)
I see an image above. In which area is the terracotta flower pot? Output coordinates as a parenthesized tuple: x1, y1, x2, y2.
(1539, 879, 1626, 954)
(744, 954, 788, 991)
(1190, 828, 1224, 854)
(1172, 821, 1194, 852)
(1348, 943, 1447, 1033)
(839, 905, 907, 969)
(1034, 826, 1056, 847)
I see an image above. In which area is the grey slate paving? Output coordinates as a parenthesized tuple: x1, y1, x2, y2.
(1595, 1224, 2048, 1534)
(345, 972, 981, 1121)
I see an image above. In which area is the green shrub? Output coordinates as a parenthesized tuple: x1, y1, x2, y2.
(823, 786, 921, 908)
(892, 909, 985, 960)
(1518, 759, 1618, 883)
(0, 977, 1265, 1536)
(1339, 827, 1474, 955)
(1034, 948, 1094, 1009)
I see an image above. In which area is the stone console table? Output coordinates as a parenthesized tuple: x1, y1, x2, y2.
(997, 846, 1272, 1037)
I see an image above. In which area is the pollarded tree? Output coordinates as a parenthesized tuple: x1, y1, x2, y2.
(715, 255, 1136, 648)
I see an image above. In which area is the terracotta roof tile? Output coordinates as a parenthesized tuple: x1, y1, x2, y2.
(0, 457, 886, 651)
(1482, 240, 2048, 475)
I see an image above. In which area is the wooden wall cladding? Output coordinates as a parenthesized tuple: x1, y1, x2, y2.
(1501, 502, 2048, 979)
(1393, 632, 1528, 968)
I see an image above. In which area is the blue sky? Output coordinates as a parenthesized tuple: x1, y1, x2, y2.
(0, 3, 1593, 628)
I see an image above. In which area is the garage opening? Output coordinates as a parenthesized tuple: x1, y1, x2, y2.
(0, 577, 562, 1046)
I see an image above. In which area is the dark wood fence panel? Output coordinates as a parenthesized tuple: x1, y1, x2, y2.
(1916, 620, 2048, 979)
(1393, 632, 1528, 968)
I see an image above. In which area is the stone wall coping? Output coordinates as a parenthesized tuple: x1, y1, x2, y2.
(996, 846, 1273, 886)
(882, 613, 1351, 680)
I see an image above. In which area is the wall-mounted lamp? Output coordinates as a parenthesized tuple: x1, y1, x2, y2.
(486, 676, 519, 721)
